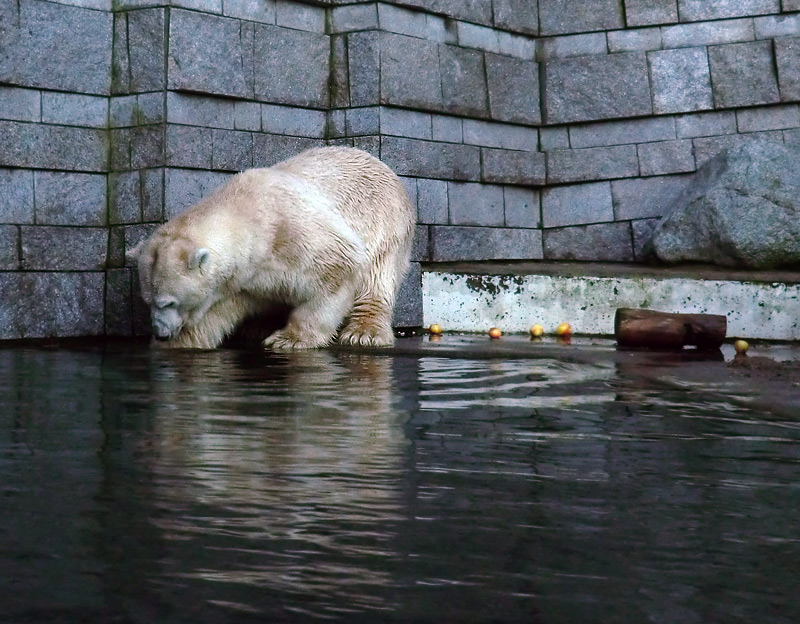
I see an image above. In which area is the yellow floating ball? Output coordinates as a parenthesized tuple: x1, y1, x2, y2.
(488, 327, 502, 339)
(734, 339, 749, 355)
(530, 324, 544, 337)
(429, 323, 443, 335)
(556, 322, 572, 336)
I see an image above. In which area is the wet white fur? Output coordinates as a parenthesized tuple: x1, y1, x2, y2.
(127, 147, 415, 350)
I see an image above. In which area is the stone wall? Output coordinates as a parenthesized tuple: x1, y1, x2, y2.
(1, 0, 799, 339)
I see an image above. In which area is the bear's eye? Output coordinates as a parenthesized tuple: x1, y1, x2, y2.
(155, 298, 177, 310)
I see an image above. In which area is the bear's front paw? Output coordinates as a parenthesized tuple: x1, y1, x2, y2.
(263, 328, 331, 351)
(338, 324, 394, 347)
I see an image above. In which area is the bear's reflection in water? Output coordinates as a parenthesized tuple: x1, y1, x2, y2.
(135, 346, 413, 613)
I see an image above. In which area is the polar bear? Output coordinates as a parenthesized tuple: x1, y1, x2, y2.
(127, 146, 415, 350)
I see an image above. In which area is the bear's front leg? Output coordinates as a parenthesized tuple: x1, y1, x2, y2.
(264, 286, 354, 350)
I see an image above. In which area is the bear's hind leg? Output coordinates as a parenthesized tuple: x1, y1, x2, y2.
(264, 285, 355, 350)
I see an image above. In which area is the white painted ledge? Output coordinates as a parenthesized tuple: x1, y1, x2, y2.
(422, 264, 800, 341)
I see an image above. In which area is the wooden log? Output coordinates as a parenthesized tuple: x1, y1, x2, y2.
(615, 308, 727, 350)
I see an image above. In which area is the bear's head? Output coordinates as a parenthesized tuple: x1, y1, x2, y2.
(127, 232, 218, 341)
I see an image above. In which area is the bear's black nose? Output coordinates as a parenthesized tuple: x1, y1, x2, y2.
(154, 334, 170, 342)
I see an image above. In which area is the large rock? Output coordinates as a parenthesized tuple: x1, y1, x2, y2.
(644, 141, 800, 269)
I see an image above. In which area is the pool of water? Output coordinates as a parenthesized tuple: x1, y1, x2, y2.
(2, 336, 800, 623)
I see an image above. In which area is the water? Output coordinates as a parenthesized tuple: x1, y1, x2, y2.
(2, 336, 800, 623)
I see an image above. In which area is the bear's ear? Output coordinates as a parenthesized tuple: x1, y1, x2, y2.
(126, 239, 145, 264)
(190, 248, 211, 271)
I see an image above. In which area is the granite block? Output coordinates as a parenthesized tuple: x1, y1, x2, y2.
(432, 115, 463, 143)
(543, 53, 652, 124)
(128, 8, 166, 92)
(608, 27, 663, 53)
(637, 139, 696, 176)
(166, 125, 213, 169)
(0, 86, 40, 122)
(537, 33, 607, 59)
(497, 31, 537, 60)
(0, 226, 18, 269)
(378, 3, 427, 38)
(41, 92, 107, 128)
(783, 0, 800, 10)
(675, 110, 737, 138)
(110, 171, 141, 225)
(142, 168, 165, 222)
(457, 21, 500, 53)
(624, 0, 678, 26)
(397, 0, 492, 25)
(167, 91, 234, 130)
(380, 108, 432, 140)
(493, 0, 538, 35)
(463, 120, 538, 151)
(678, 0, 779, 21)
(737, 105, 800, 132)
(0, 0, 112, 95)
(112, 14, 130, 95)
(253, 23, 329, 108)
(0, 169, 34, 224)
(34, 172, 107, 226)
(547, 145, 640, 184)
(481, 148, 546, 185)
(348, 32, 380, 107)
(539, 0, 624, 35)
(504, 186, 540, 228)
(234, 101, 262, 132)
(612, 174, 691, 219)
(0, 272, 105, 339)
(223, 0, 276, 23)
(168, 9, 253, 98)
(130, 125, 165, 169)
(708, 41, 780, 108)
(392, 262, 422, 328)
(346, 107, 380, 136)
(330, 35, 350, 109)
(21, 226, 108, 270)
(275, 0, 325, 33)
(485, 54, 540, 125)
(262, 104, 327, 138)
(431, 226, 544, 261)
(0, 121, 108, 172)
(105, 268, 133, 336)
(411, 225, 431, 261)
(754, 14, 800, 39)
(569, 117, 675, 149)
(110, 128, 131, 171)
(439, 45, 488, 117)
(417, 178, 449, 224)
(165, 168, 233, 219)
(399, 176, 417, 209)
(253, 134, 322, 168)
(448, 182, 504, 226)
(776, 37, 800, 102)
(330, 3, 378, 32)
(539, 127, 569, 150)
(661, 19, 754, 48)
(543, 222, 634, 262)
(212, 129, 254, 171)
(648, 47, 713, 114)
(380, 136, 481, 180)
(541, 181, 614, 228)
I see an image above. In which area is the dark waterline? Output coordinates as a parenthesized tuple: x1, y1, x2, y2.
(2, 337, 800, 623)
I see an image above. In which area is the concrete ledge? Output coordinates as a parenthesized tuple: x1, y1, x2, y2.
(422, 262, 800, 340)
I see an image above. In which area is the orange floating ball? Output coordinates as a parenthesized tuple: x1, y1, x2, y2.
(429, 323, 443, 335)
(530, 324, 544, 337)
(488, 327, 502, 339)
(556, 322, 572, 336)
